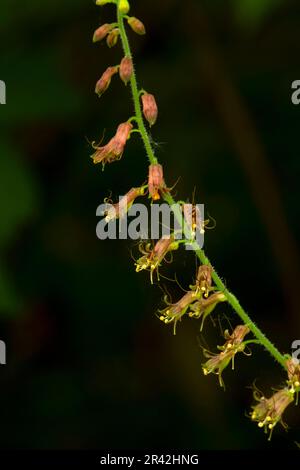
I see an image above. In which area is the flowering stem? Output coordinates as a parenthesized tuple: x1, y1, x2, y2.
(116, 3, 287, 370)
(196, 248, 287, 368)
(117, 6, 157, 165)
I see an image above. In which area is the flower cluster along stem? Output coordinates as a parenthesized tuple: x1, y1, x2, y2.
(117, 6, 157, 165)
(116, 3, 287, 370)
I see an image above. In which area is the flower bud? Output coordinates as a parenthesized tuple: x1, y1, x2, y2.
(119, 56, 133, 85)
(127, 17, 146, 35)
(95, 66, 118, 97)
(141, 93, 158, 126)
(106, 28, 119, 48)
(93, 23, 113, 43)
(96, 0, 116, 5)
(118, 0, 130, 14)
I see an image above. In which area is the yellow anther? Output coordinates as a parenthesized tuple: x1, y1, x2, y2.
(258, 422, 264, 428)
(136, 263, 146, 272)
(268, 423, 274, 429)
(266, 416, 272, 422)
(295, 381, 300, 387)
(203, 368, 208, 376)
(159, 316, 164, 321)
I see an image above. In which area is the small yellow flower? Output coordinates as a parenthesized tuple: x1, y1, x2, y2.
(190, 265, 213, 298)
(135, 235, 179, 284)
(188, 291, 226, 331)
(159, 290, 200, 334)
(251, 388, 294, 440)
(202, 325, 250, 388)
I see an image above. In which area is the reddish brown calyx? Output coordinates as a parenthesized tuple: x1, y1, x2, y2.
(95, 66, 119, 97)
(141, 93, 158, 127)
(93, 23, 114, 43)
(148, 163, 168, 201)
(119, 56, 134, 85)
(127, 17, 146, 35)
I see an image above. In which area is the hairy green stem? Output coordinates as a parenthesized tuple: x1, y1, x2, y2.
(116, 3, 287, 370)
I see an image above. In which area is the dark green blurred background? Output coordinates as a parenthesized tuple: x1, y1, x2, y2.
(0, 0, 299, 450)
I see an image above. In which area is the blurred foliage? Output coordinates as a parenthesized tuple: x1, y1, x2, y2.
(0, 0, 85, 28)
(0, 48, 86, 124)
(0, 266, 21, 315)
(232, 0, 283, 29)
(0, 139, 38, 314)
(0, 139, 38, 248)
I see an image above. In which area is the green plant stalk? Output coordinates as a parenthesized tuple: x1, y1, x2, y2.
(116, 4, 287, 370)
